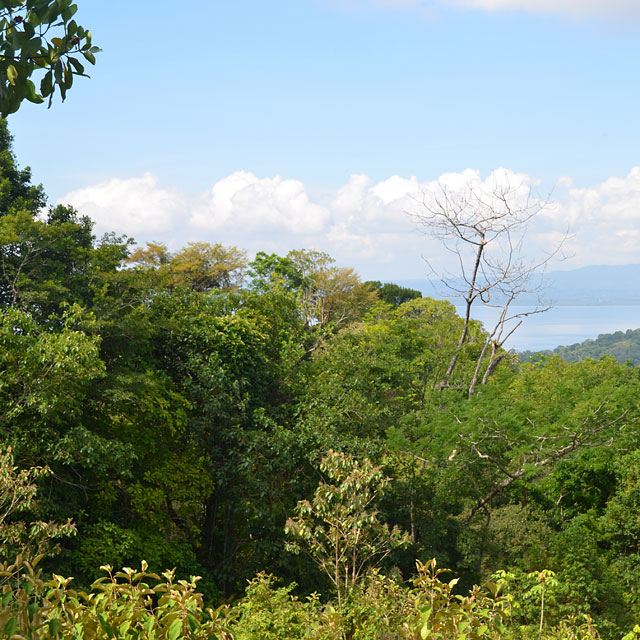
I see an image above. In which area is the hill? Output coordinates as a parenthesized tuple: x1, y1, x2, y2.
(519, 327, 640, 365)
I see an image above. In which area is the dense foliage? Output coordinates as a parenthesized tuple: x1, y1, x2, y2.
(1, 120, 640, 638)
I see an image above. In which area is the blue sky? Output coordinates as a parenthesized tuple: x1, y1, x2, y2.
(7, 0, 640, 280)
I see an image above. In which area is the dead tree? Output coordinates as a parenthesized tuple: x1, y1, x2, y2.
(411, 172, 566, 396)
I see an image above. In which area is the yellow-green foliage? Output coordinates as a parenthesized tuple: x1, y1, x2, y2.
(0, 559, 232, 639)
(230, 573, 323, 640)
(413, 558, 510, 640)
(0, 446, 76, 564)
(228, 559, 606, 640)
(0, 555, 633, 640)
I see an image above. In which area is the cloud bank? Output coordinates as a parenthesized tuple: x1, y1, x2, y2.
(359, 0, 640, 20)
(190, 171, 330, 235)
(59, 167, 640, 280)
(448, 0, 639, 19)
(62, 173, 185, 235)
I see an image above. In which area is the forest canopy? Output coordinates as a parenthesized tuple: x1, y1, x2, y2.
(0, 119, 639, 639)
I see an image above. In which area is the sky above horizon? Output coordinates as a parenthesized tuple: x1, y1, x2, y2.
(7, 0, 640, 281)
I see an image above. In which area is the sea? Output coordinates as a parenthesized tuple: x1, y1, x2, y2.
(458, 305, 640, 352)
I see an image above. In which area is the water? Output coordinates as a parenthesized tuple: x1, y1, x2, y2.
(458, 305, 640, 352)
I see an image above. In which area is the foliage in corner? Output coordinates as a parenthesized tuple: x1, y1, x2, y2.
(0, 0, 99, 115)
(0, 561, 233, 639)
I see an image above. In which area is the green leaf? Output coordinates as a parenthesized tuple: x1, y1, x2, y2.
(24, 35, 42, 56)
(97, 612, 115, 637)
(24, 79, 43, 103)
(28, 11, 43, 28)
(168, 618, 182, 640)
(3, 616, 18, 636)
(186, 613, 198, 632)
(143, 615, 155, 633)
(6, 63, 17, 85)
(40, 69, 52, 96)
(63, 62, 72, 89)
(68, 56, 84, 74)
(119, 620, 131, 636)
(49, 618, 60, 636)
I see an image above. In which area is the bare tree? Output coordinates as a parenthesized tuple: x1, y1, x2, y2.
(411, 171, 566, 396)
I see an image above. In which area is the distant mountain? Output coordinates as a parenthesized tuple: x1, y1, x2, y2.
(519, 327, 640, 365)
(393, 263, 640, 306)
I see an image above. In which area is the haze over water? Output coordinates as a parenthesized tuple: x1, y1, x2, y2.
(465, 306, 640, 352)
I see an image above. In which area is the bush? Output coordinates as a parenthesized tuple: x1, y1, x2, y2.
(0, 560, 232, 639)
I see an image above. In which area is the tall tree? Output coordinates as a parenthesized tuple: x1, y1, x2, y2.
(411, 172, 564, 395)
(0, 119, 45, 215)
(249, 249, 379, 352)
(127, 241, 247, 293)
(365, 281, 422, 307)
(169, 242, 247, 292)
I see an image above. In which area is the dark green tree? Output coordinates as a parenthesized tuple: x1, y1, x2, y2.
(0, 119, 45, 215)
(365, 281, 422, 307)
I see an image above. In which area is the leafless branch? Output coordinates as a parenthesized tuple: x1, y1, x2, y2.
(409, 175, 567, 394)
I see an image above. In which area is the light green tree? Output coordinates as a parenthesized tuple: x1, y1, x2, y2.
(0, 445, 75, 565)
(0, 305, 104, 431)
(285, 449, 410, 606)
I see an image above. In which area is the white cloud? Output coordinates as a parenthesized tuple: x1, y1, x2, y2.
(331, 173, 420, 228)
(61, 173, 186, 235)
(58, 166, 640, 280)
(565, 166, 640, 223)
(325, 222, 378, 259)
(556, 175, 574, 189)
(371, 175, 421, 206)
(190, 171, 330, 235)
(332, 173, 373, 214)
(547, 167, 640, 264)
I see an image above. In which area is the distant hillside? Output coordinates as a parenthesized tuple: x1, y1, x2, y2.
(395, 263, 640, 306)
(519, 327, 640, 365)
(534, 264, 640, 305)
